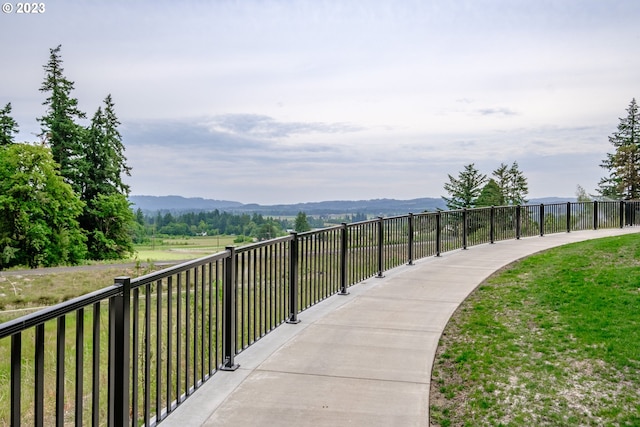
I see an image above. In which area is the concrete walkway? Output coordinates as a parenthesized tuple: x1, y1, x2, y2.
(161, 228, 639, 427)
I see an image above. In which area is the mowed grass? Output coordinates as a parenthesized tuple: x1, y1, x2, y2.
(131, 235, 238, 261)
(430, 234, 640, 426)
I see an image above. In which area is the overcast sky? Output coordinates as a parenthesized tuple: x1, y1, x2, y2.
(2, 0, 639, 204)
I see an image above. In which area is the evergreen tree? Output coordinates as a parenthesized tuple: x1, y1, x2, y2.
(598, 98, 640, 200)
(81, 95, 134, 259)
(81, 94, 131, 200)
(38, 44, 87, 193)
(294, 211, 311, 232)
(476, 179, 503, 207)
(492, 162, 528, 205)
(442, 164, 487, 210)
(575, 184, 591, 202)
(0, 102, 19, 146)
(135, 208, 145, 225)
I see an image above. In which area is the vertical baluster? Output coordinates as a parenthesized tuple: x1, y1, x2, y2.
(166, 276, 173, 413)
(75, 309, 84, 425)
(92, 302, 100, 427)
(11, 332, 21, 427)
(56, 316, 65, 427)
(131, 288, 139, 422)
(144, 282, 151, 425)
(156, 279, 162, 418)
(176, 272, 182, 402)
(185, 270, 191, 393)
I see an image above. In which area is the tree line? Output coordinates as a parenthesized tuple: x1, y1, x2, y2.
(139, 210, 285, 241)
(133, 210, 359, 241)
(0, 45, 133, 268)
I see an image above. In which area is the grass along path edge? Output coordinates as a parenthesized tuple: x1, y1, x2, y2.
(429, 234, 640, 426)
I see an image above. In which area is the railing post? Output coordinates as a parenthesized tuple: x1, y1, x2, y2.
(567, 202, 571, 232)
(376, 217, 385, 277)
(462, 209, 468, 249)
(490, 206, 495, 244)
(11, 333, 21, 427)
(287, 233, 301, 323)
(539, 204, 545, 236)
(108, 276, 130, 427)
(516, 205, 521, 240)
(593, 200, 599, 230)
(436, 212, 442, 256)
(339, 223, 349, 295)
(221, 247, 239, 371)
(407, 213, 414, 265)
(620, 200, 625, 228)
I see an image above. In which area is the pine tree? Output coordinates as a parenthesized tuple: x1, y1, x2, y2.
(0, 102, 19, 146)
(492, 162, 528, 205)
(575, 185, 591, 202)
(38, 45, 87, 193)
(442, 164, 487, 210)
(476, 179, 504, 207)
(81, 95, 134, 259)
(294, 212, 311, 232)
(598, 98, 640, 200)
(81, 94, 131, 201)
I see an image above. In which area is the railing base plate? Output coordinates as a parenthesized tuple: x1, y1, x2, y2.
(220, 363, 240, 372)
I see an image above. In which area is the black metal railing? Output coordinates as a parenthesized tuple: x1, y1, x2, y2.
(1, 200, 639, 426)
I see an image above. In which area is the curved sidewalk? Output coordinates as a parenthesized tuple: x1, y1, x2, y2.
(162, 228, 639, 427)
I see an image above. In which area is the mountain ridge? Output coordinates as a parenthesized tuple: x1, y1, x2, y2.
(129, 195, 577, 216)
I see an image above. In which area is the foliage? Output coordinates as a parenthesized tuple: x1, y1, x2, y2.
(444, 162, 529, 210)
(0, 143, 86, 268)
(80, 94, 134, 259)
(575, 184, 591, 202)
(80, 94, 131, 200)
(85, 193, 135, 259)
(294, 211, 311, 232)
(475, 179, 503, 207)
(36, 45, 135, 261)
(492, 161, 529, 205)
(0, 102, 19, 146)
(38, 44, 87, 194)
(598, 98, 640, 199)
(146, 210, 285, 239)
(442, 163, 487, 210)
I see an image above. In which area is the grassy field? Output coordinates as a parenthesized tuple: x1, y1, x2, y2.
(0, 235, 239, 320)
(430, 234, 640, 426)
(130, 235, 238, 261)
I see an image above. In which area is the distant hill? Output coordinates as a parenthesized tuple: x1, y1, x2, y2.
(129, 195, 447, 216)
(129, 195, 243, 212)
(129, 195, 578, 216)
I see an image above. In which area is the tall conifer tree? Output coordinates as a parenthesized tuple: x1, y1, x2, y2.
(0, 102, 19, 146)
(443, 164, 487, 210)
(493, 162, 528, 205)
(81, 95, 134, 259)
(598, 98, 640, 200)
(81, 94, 131, 201)
(38, 44, 86, 193)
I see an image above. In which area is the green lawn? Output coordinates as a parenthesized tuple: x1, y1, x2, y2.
(430, 234, 640, 426)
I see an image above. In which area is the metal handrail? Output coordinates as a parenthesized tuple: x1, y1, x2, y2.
(1, 200, 639, 426)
